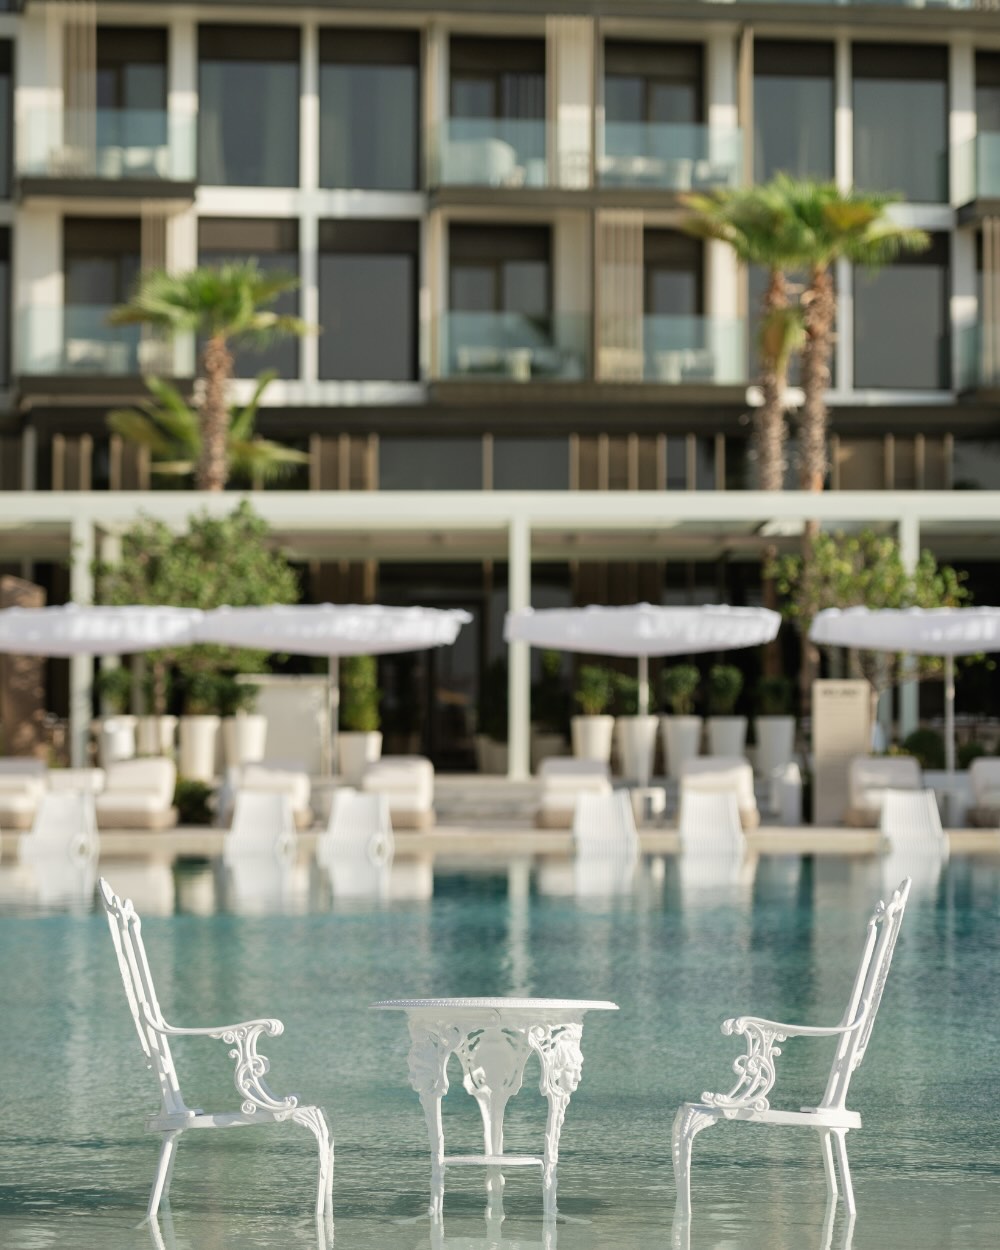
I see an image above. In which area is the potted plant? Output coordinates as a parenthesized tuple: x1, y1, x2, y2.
(707, 663, 747, 756)
(178, 671, 222, 783)
(755, 675, 796, 779)
(571, 664, 615, 763)
(613, 671, 659, 785)
(476, 657, 508, 774)
(659, 663, 702, 780)
(531, 649, 569, 771)
(94, 665, 137, 767)
(338, 655, 382, 783)
(221, 677, 268, 769)
(136, 664, 178, 757)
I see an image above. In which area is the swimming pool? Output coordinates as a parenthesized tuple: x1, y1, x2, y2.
(1, 856, 999, 1250)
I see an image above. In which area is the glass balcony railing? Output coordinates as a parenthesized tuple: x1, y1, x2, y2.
(955, 324, 1000, 391)
(440, 312, 588, 381)
(16, 305, 187, 377)
(430, 119, 548, 188)
(18, 108, 195, 181)
(598, 122, 741, 191)
(641, 316, 747, 385)
(954, 132, 1000, 205)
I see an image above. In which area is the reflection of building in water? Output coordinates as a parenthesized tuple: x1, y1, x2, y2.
(102, 860, 175, 915)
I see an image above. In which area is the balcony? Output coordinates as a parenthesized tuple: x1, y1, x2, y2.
(18, 108, 195, 189)
(430, 119, 548, 189)
(439, 312, 588, 381)
(598, 122, 741, 192)
(17, 306, 185, 379)
(642, 316, 747, 385)
(956, 324, 1000, 392)
(955, 133, 1000, 207)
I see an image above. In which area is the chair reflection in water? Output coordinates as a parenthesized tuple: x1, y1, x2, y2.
(879, 789, 947, 895)
(20, 790, 99, 903)
(572, 791, 639, 895)
(676, 790, 746, 890)
(316, 788, 394, 900)
(98, 877, 333, 1220)
(672, 878, 911, 1218)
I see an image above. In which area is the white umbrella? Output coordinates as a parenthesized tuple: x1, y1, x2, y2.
(195, 604, 473, 774)
(505, 603, 781, 715)
(810, 606, 1000, 776)
(0, 604, 203, 655)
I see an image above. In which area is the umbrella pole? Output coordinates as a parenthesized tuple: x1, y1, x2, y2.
(327, 655, 339, 778)
(945, 653, 955, 778)
(638, 654, 649, 718)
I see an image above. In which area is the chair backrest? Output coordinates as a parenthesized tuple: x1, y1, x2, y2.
(969, 756, 1000, 806)
(880, 788, 947, 857)
(849, 755, 921, 811)
(680, 756, 756, 811)
(820, 877, 911, 1110)
(225, 790, 297, 865)
(98, 877, 187, 1116)
(21, 791, 98, 865)
(678, 790, 744, 882)
(573, 792, 639, 895)
(318, 788, 394, 897)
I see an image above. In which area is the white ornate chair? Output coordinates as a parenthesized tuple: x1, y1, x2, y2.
(672, 878, 911, 1217)
(316, 788, 394, 899)
(98, 877, 333, 1220)
(20, 791, 99, 903)
(572, 790, 639, 895)
(223, 791, 298, 910)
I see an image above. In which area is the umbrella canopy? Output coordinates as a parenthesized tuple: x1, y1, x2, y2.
(809, 606, 1000, 775)
(0, 604, 203, 656)
(194, 604, 472, 654)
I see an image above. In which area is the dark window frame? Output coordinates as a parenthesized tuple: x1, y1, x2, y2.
(603, 40, 705, 126)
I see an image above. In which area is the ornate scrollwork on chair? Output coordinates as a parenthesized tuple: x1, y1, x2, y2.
(701, 1016, 787, 1115)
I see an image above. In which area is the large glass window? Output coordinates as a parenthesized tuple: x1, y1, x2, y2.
(450, 37, 545, 122)
(97, 27, 166, 110)
(450, 225, 550, 316)
(644, 232, 702, 315)
(319, 29, 418, 191)
(199, 218, 300, 379)
(978, 52, 1000, 131)
(199, 26, 299, 187)
(64, 217, 140, 306)
(853, 43, 948, 203)
(318, 220, 418, 382)
(493, 437, 569, 490)
(0, 229, 9, 384)
(754, 40, 833, 183)
(379, 437, 482, 490)
(604, 41, 703, 126)
(0, 43, 11, 199)
(854, 234, 949, 390)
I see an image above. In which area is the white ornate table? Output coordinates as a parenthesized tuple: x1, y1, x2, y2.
(372, 997, 618, 1216)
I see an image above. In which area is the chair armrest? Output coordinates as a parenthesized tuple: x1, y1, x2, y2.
(145, 1009, 299, 1115)
(701, 1010, 864, 1116)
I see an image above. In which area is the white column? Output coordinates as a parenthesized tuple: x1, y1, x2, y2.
(836, 258, 853, 393)
(425, 22, 448, 186)
(167, 17, 197, 180)
(898, 513, 920, 741)
(69, 516, 95, 767)
(706, 32, 740, 321)
(507, 516, 531, 781)
(96, 532, 121, 714)
(299, 22, 319, 388)
(834, 37, 852, 192)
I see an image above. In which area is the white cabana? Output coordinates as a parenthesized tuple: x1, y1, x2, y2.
(810, 606, 1000, 775)
(0, 604, 203, 655)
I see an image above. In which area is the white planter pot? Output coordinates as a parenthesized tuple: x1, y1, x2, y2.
(531, 729, 567, 772)
(615, 715, 660, 784)
(137, 715, 178, 757)
(475, 734, 508, 775)
(224, 713, 269, 768)
(755, 715, 797, 777)
(708, 715, 748, 758)
(178, 715, 220, 783)
(660, 715, 703, 780)
(337, 730, 382, 783)
(571, 715, 615, 764)
(98, 715, 137, 768)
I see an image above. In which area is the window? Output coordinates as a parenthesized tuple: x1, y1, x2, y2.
(450, 37, 545, 122)
(319, 29, 419, 191)
(853, 43, 948, 203)
(493, 437, 569, 490)
(0, 228, 9, 384)
(97, 27, 166, 110)
(754, 41, 833, 183)
(318, 221, 418, 382)
(379, 437, 482, 490)
(977, 52, 1000, 132)
(604, 41, 703, 126)
(854, 234, 950, 390)
(199, 218, 300, 379)
(0, 43, 11, 199)
(644, 232, 702, 316)
(199, 26, 299, 187)
(953, 439, 1000, 490)
(64, 217, 141, 306)
(450, 225, 550, 316)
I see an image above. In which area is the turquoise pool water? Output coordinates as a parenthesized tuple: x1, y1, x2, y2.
(1, 856, 999, 1250)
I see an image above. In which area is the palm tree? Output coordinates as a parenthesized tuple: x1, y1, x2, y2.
(767, 177, 930, 492)
(108, 371, 310, 489)
(682, 185, 806, 491)
(109, 263, 310, 490)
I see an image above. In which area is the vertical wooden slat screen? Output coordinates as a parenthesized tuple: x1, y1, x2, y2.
(596, 210, 644, 380)
(59, 0, 97, 171)
(985, 217, 1000, 384)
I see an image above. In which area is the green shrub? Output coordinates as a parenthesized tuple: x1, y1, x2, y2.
(661, 664, 700, 716)
(757, 675, 794, 717)
(708, 664, 744, 716)
(94, 665, 132, 714)
(613, 672, 639, 716)
(901, 727, 946, 771)
(182, 671, 223, 715)
(340, 655, 381, 732)
(959, 740, 989, 770)
(574, 665, 614, 716)
(217, 677, 259, 718)
(174, 778, 214, 826)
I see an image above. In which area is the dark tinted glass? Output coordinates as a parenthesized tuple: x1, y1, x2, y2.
(853, 43, 948, 202)
(977, 54, 1000, 131)
(604, 42, 703, 126)
(64, 218, 141, 304)
(199, 27, 299, 187)
(493, 437, 569, 490)
(0, 228, 8, 384)
(96, 28, 167, 109)
(754, 41, 834, 182)
(854, 235, 949, 389)
(380, 438, 482, 490)
(0, 43, 10, 200)
(450, 37, 544, 120)
(644, 232, 702, 315)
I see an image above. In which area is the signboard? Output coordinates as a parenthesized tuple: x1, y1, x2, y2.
(812, 679, 871, 825)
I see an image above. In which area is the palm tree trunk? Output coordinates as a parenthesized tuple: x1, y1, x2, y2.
(758, 270, 789, 678)
(196, 333, 233, 492)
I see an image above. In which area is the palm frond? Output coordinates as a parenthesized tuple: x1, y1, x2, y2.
(107, 409, 178, 458)
(229, 370, 277, 442)
(229, 437, 310, 485)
